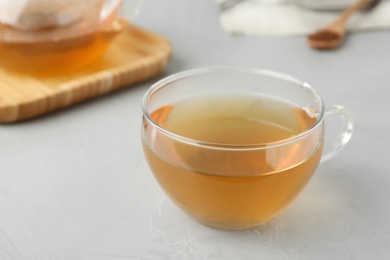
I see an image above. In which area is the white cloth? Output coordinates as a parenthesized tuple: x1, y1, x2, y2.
(216, 0, 390, 36)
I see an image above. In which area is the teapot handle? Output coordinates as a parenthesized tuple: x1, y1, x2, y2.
(100, 0, 143, 23)
(100, 0, 122, 23)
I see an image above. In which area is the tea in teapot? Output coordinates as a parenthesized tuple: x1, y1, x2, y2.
(0, 0, 137, 75)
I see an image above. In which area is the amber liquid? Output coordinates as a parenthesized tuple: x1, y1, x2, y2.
(0, 20, 123, 76)
(143, 95, 323, 229)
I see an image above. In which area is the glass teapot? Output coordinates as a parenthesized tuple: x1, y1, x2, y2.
(0, 0, 142, 75)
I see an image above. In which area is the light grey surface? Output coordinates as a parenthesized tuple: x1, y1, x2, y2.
(1, 0, 390, 259)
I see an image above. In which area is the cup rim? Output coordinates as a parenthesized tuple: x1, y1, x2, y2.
(142, 66, 325, 151)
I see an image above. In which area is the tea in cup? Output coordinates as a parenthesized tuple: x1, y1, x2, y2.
(141, 67, 353, 230)
(0, 0, 142, 75)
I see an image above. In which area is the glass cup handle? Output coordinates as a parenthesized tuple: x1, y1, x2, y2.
(320, 105, 354, 163)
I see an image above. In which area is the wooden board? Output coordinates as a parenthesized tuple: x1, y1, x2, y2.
(0, 26, 172, 123)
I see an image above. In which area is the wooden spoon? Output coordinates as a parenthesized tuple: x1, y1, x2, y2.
(307, 0, 374, 50)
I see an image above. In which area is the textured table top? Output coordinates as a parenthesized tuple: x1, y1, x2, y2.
(1, 0, 389, 259)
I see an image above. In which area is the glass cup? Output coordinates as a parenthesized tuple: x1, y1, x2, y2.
(0, 0, 143, 75)
(141, 67, 353, 230)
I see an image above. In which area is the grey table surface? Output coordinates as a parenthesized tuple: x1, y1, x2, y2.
(1, 0, 390, 259)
